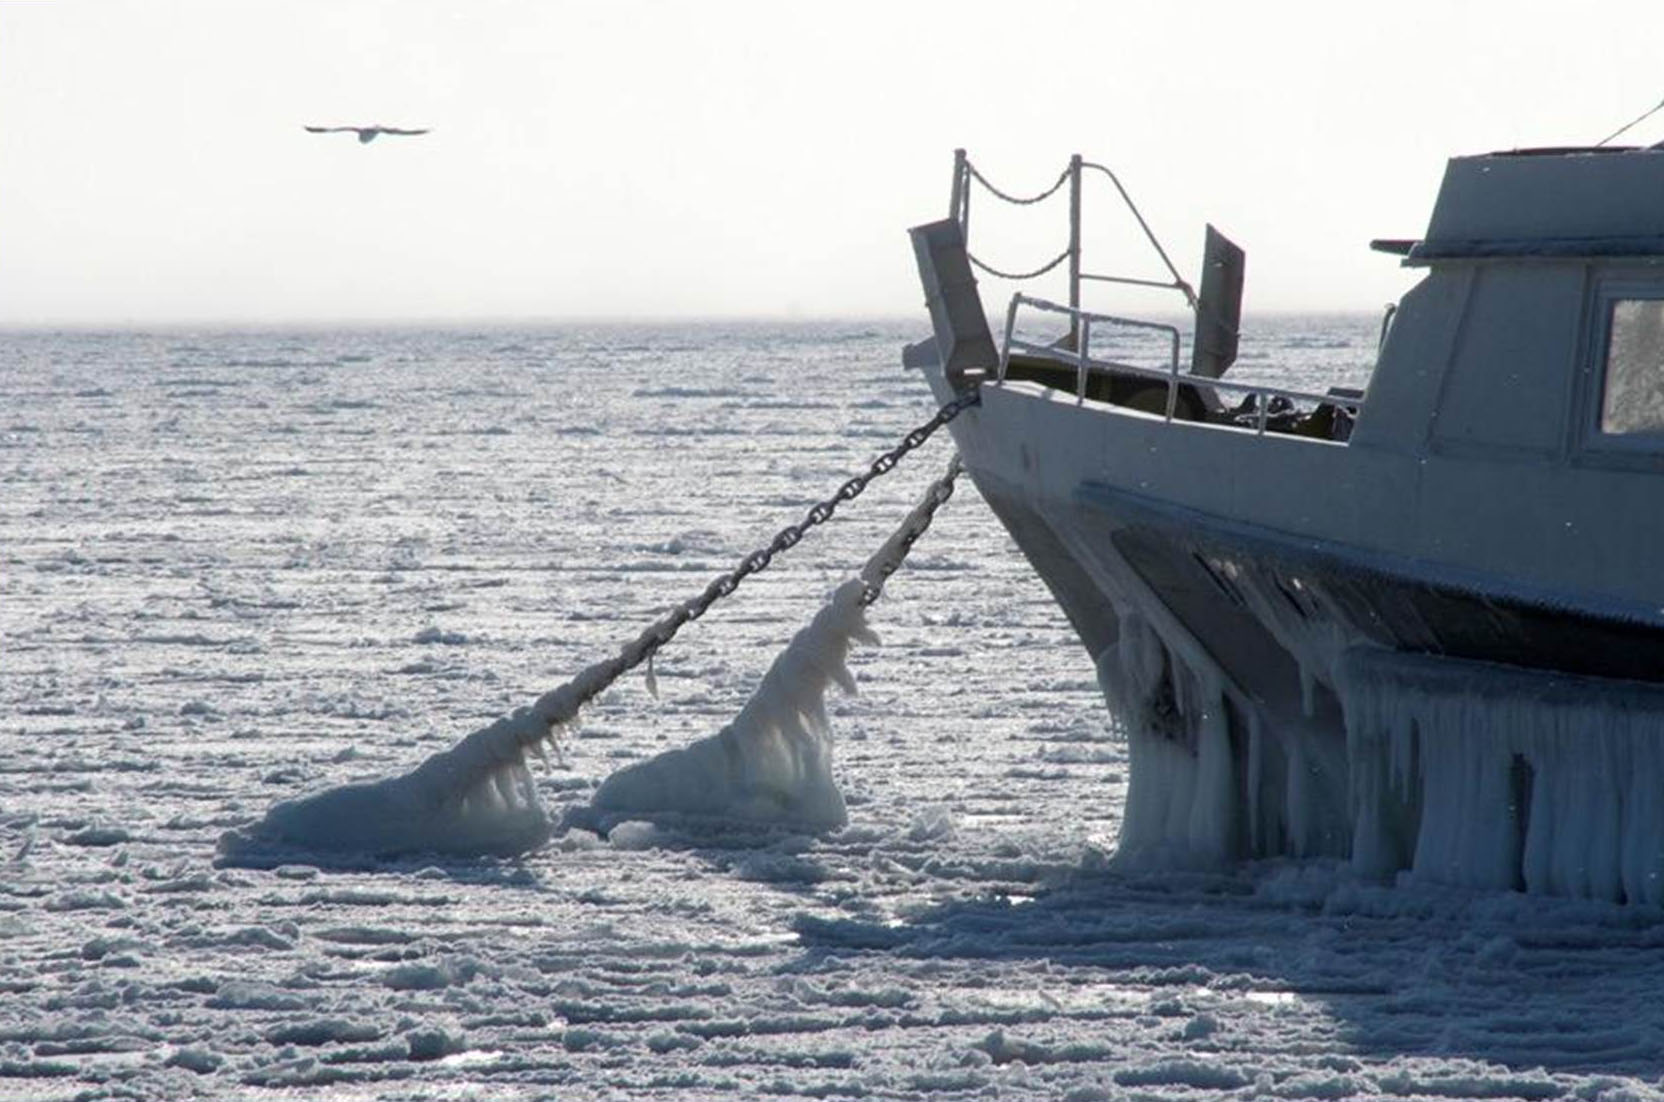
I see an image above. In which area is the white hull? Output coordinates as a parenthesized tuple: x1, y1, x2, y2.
(924, 369, 1664, 900)
(906, 141, 1664, 899)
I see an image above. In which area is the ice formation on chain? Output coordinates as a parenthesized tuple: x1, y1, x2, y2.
(218, 664, 612, 859)
(220, 457, 949, 859)
(589, 579, 876, 831)
(219, 580, 876, 859)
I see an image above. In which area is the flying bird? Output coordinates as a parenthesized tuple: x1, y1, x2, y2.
(304, 125, 431, 145)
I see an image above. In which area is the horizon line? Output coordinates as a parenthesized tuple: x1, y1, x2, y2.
(0, 306, 1387, 333)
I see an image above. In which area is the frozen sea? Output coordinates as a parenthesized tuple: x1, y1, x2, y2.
(6, 317, 1664, 1100)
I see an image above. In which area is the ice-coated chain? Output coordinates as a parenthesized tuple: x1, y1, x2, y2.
(558, 386, 983, 714)
(858, 453, 964, 606)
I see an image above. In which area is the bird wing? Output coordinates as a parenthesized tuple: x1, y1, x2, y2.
(377, 127, 431, 136)
(304, 126, 355, 134)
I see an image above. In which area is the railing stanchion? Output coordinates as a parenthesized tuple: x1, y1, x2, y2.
(1068, 154, 1082, 348)
(958, 148, 971, 231)
(999, 296, 1020, 384)
(1164, 330, 1180, 421)
(1076, 317, 1092, 403)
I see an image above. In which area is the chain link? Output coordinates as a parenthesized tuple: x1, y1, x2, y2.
(966, 160, 1071, 205)
(968, 248, 1072, 282)
(556, 386, 982, 716)
(858, 453, 963, 605)
(676, 385, 981, 626)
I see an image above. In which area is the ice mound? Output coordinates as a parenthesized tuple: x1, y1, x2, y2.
(219, 663, 615, 861)
(587, 579, 875, 832)
(221, 580, 875, 860)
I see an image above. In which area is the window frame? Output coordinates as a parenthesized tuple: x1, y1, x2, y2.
(1578, 279, 1664, 462)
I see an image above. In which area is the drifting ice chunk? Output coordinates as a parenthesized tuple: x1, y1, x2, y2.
(589, 580, 876, 832)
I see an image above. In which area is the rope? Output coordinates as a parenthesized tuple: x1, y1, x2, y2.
(966, 160, 1070, 206)
(1598, 95, 1664, 146)
(969, 249, 1071, 281)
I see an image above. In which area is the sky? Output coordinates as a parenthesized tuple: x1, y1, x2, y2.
(2, 0, 1661, 325)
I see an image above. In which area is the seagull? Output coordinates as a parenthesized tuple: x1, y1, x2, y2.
(304, 125, 431, 145)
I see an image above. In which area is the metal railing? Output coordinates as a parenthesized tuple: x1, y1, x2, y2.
(949, 150, 1196, 344)
(998, 294, 1363, 435)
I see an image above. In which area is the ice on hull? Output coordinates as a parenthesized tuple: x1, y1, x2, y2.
(1342, 648, 1664, 904)
(979, 471, 1664, 904)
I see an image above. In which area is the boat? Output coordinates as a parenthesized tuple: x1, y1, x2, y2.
(904, 146, 1664, 903)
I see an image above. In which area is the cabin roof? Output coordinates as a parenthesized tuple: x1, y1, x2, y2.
(1391, 146, 1664, 263)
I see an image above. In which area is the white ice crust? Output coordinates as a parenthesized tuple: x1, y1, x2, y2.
(1100, 563, 1664, 904)
(590, 579, 875, 831)
(221, 581, 874, 859)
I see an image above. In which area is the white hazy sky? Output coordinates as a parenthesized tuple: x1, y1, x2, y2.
(3, 0, 1661, 324)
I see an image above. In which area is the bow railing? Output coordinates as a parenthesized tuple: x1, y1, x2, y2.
(948, 149, 1197, 343)
(999, 294, 1363, 434)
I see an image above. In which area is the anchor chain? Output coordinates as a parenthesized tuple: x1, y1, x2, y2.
(513, 387, 982, 755)
(858, 453, 963, 606)
(599, 386, 981, 700)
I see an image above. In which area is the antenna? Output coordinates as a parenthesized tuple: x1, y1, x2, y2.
(1597, 95, 1664, 147)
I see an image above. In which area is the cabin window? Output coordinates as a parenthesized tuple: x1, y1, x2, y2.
(1600, 299, 1664, 434)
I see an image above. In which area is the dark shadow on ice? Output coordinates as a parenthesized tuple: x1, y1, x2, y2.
(557, 805, 842, 894)
(791, 860, 1664, 1077)
(213, 836, 548, 888)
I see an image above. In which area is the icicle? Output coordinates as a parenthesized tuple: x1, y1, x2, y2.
(644, 653, 659, 700)
(1186, 680, 1235, 863)
(492, 768, 518, 809)
(1284, 738, 1310, 858)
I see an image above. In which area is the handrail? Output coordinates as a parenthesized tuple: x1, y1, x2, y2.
(947, 150, 1197, 328)
(1080, 162, 1195, 307)
(966, 160, 1072, 206)
(999, 294, 1363, 434)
